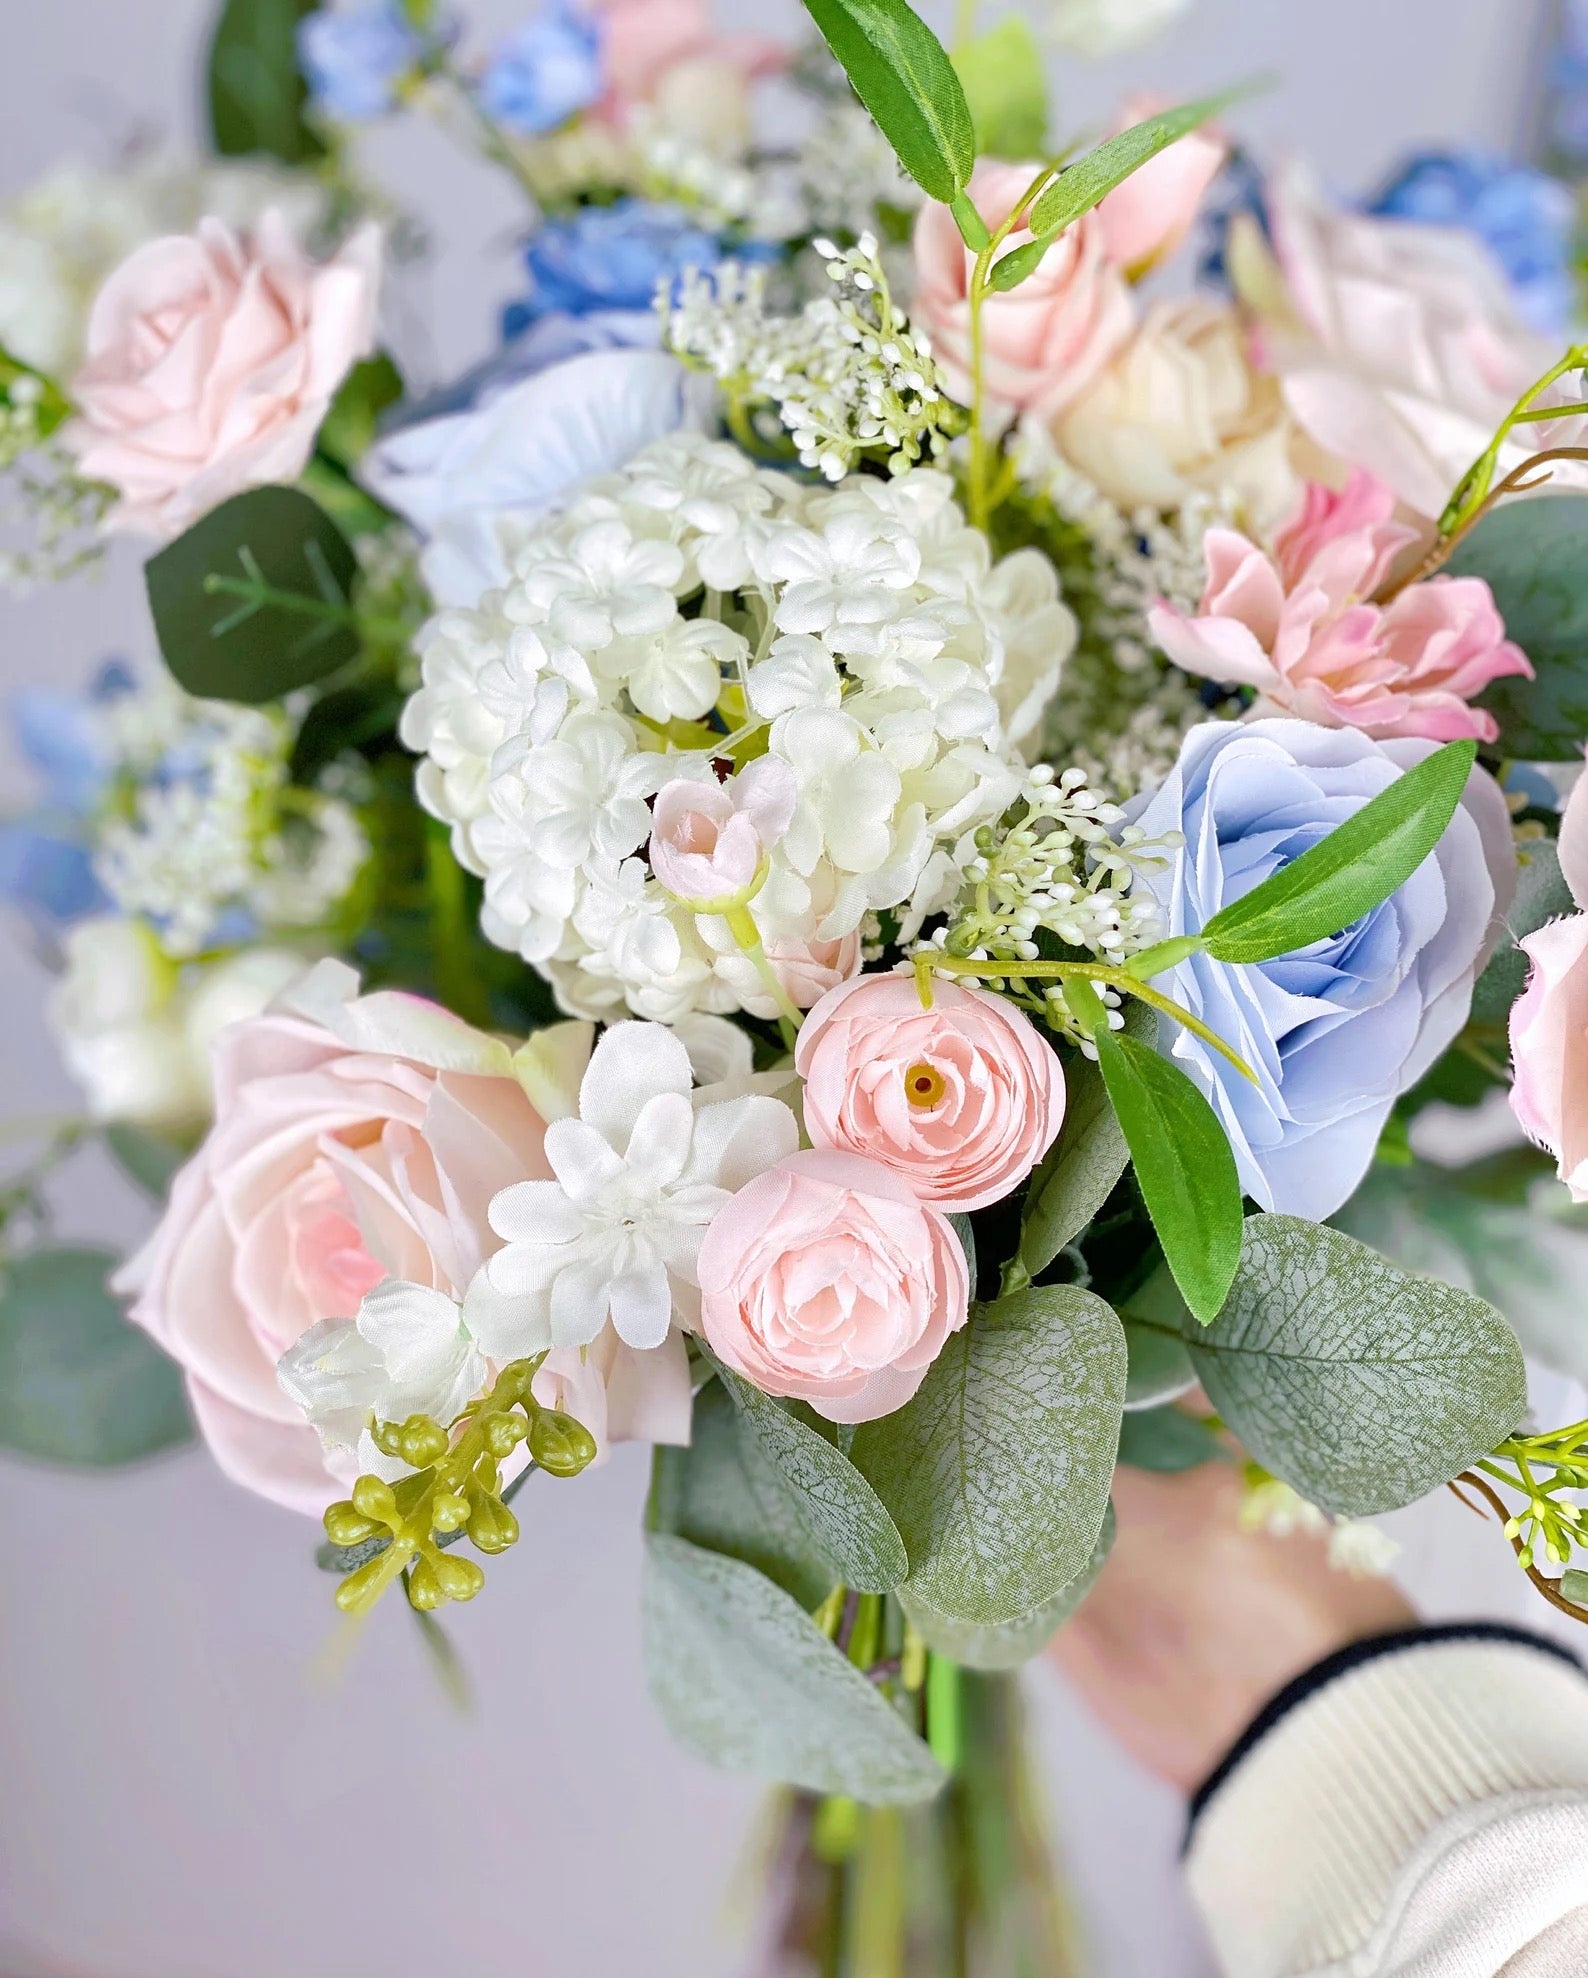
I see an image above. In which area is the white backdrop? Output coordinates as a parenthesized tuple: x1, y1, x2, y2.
(0, 4, 1570, 1976)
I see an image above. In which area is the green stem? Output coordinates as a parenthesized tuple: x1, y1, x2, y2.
(725, 903, 804, 1046)
(926, 1654, 964, 1775)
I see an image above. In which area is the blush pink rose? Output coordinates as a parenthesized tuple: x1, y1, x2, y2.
(912, 160, 1134, 419)
(649, 758, 797, 904)
(67, 211, 381, 538)
(1510, 767, 1588, 1201)
(115, 962, 687, 1513)
(1149, 470, 1531, 742)
(1095, 95, 1228, 275)
(796, 975, 1066, 1212)
(698, 1150, 970, 1423)
(592, 0, 784, 120)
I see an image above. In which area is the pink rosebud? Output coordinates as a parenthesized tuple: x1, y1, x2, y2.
(796, 974, 1066, 1212)
(911, 160, 1134, 419)
(648, 758, 798, 905)
(698, 1150, 970, 1424)
(1510, 765, 1588, 1200)
(1095, 95, 1229, 276)
(66, 213, 381, 539)
(1150, 470, 1532, 743)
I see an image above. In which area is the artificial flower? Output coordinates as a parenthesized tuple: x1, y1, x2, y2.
(649, 759, 798, 905)
(591, 0, 784, 132)
(504, 199, 724, 336)
(478, 8, 603, 135)
(1047, 0, 1191, 56)
(1510, 763, 1588, 1200)
(297, 2, 425, 121)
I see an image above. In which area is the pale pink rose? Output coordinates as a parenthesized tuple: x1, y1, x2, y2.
(1095, 95, 1228, 275)
(1510, 767, 1588, 1201)
(66, 211, 381, 538)
(649, 758, 797, 904)
(796, 975, 1066, 1213)
(912, 160, 1134, 419)
(114, 962, 687, 1514)
(698, 1150, 970, 1424)
(592, 0, 784, 122)
(1150, 470, 1532, 743)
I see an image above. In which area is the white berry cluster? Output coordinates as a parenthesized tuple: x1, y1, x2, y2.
(401, 432, 1077, 1024)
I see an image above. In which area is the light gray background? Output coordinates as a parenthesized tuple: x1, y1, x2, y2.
(0, 4, 1575, 1975)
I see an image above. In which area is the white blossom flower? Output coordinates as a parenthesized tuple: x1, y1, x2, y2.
(603, 617, 749, 723)
(478, 1023, 799, 1356)
(516, 519, 685, 647)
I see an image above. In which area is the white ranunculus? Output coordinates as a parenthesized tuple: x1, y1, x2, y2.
(1048, 0, 1191, 56)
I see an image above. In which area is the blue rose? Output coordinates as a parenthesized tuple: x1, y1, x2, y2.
(297, 3, 425, 122)
(1368, 151, 1578, 338)
(0, 662, 128, 930)
(1128, 719, 1515, 1220)
(477, 9, 602, 136)
(503, 199, 724, 335)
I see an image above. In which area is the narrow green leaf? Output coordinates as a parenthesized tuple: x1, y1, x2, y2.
(643, 1534, 946, 1803)
(317, 353, 405, 470)
(1093, 1029, 1243, 1325)
(953, 17, 1048, 159)
(1118, 1406, 1224, 1474)
(207, 0, 326, 163)
(902, 1504, 1114, 1670)
(986, 237, 1053, 291)
(851, 1286, 1125, 1627)
(1016, 1048, 1128, 1285)
(1200, 741, 1477, 965)
(1028, 85, 1255, 237)
(1184, 1214, 1527, 1517)
(802, 0, 975, 203)
(103, 1123, 189, 1200)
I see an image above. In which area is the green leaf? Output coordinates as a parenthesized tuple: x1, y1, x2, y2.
(715, 1367, 908, 1593)
(1093, 1028, 1243, 1326)
(954, 17, 1047, 159)
(289, 679, 408, 780)
(0, 1248, 191, 1466)
(902, 1505, 1114, 1670)
(801, 0, 975, 204)
(1118, 1405, 1224, 1473)
(1027, 86, 1252, 237)
(1470, 838, 1576, 1025)
(1199, 741, 1477, 965)
(986, 236, 1056, 292)
(643, 1533, 946, 1803)
(1562, 1569, 1588, 1609)
(103, 1123, 188, 1199)
(1445, 495, 1588, 760)
(317, 354, 405, 472)
(1016, 1047, 1128, 1285)
(207, 0, 327, 164)
(851, 1286, 1124, 1628)
(1120, 1264, 1197, 1406)
(1184, 1214, 1527, 1517)
(146, 486, 360, 704)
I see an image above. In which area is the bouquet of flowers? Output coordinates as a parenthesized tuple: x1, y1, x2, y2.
(7, 0, 1588, 1967)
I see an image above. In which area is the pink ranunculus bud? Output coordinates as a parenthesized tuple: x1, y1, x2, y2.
(1095, 94, 1229, 277)
(66, 212, 381, 539)
(648, 757, 797, 906)
(911, 159, 1134, 420)
(698, 1150, 970, 1424)
(1510, 765, 1588, 1200)
(1149, 469, 1532, 743)
(795, 974, 1067, 1212)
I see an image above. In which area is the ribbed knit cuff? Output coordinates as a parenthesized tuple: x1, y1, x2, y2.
(1184, 1625, 1588, 1978)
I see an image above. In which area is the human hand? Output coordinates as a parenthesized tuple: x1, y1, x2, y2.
(1048, 1453, 1416, 1793)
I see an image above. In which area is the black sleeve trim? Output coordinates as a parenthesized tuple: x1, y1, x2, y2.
(1185, 1621, 1585, 1844)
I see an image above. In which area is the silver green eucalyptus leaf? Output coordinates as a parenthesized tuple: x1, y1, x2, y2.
(1469, 838, 1576, 1026)
(900, 1504, 1115, 1671)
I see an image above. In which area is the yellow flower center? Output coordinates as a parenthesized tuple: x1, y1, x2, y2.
(904, 1061, 946, 1110)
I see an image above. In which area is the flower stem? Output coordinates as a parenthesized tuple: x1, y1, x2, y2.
(724, 903, 804, 1046)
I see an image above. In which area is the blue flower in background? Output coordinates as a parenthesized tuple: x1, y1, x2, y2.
(298, 2, 425, 121)
(478, 9, 603, 136)
(503, 200, 725, 336)
(0, 662, 128, 931)
(1367, 151, 1578, 337)
(1197, 146, 1269, 293)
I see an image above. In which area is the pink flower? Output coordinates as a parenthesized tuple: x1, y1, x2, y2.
(1149, 471, 1532, 743)
(649, 758, 798, 905)
(1095, 95, 1228, 276)
(912, 160, 1134, 419)
(66, 212, 380, 538)
(592, 0, 783, 123)
(698, 1150, 970, 1424)
(114, 963, 686, 1513)
(796, 975, 1066, 1212)
(1511, 767, 1588, 1201)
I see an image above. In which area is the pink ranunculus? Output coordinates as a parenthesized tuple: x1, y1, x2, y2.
(1095, 95, 1229, 276)
(66, 211, 380, 538)
(114, 962, 688, 1513)
(1149, 470, 1532, 743)
(796, 974, 1066, 1212)
(698, 1150, 970, 1424)
(1510, 767, 1588, 1200)
(592, 0, 784, 122)
(649, 757, 798, 905)
(912, 160, 1134, 420)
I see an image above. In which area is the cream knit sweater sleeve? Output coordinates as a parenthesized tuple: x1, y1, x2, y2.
(1184, 1625, 1588, 1978)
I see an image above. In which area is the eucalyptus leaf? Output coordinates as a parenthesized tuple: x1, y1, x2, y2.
(1027, 87, 1253, 238)
(902, 1505, 1114, 1670)
(852, 1286, 1124, 1626)
(207, 0, 326, 163)
(1017, 1047, 1128, 1284)
(643, 1533, 946, 1803)
(954, 17, 1047, 158)
(317, 353, 405, 470)
(1470, 838, 1576, 1025)
(1118, 1406, 1224, 1473)
(1121, 1264, 1197, 1408)
(715, 1367, 907, 1593)
(1446, 495, 1588, 760)
(1185, 1214, 1527, 1516)
(0, 1248, 191, 1466)
(801, 0, 975, 205)
(1199, 741, 1477, 964)
(146, 486, 360, 704)
(1093, 1028, 1243, 1326)
(103, 1123, 188, 1199)
(1562, 1569, 1588, 1609)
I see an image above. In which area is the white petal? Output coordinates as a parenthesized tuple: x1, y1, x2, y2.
(606, 1262, 675, 1351)
(488, 1178, 586, 1245)
(686, 1095, 801, 1192)
(356, 1279, 468, 1388)
(462, 1266, 551, 1362)
(578, 1021, 694, 1149)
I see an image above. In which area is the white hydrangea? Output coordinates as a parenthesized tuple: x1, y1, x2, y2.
(402, 433, 1077, 1023)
